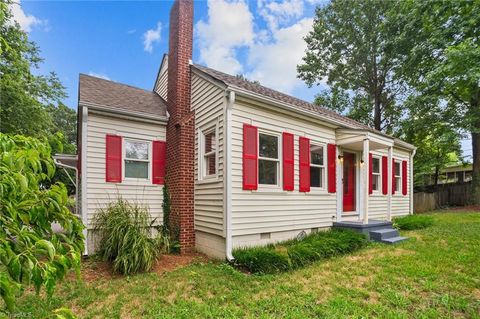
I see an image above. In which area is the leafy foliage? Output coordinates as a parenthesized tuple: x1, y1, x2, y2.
(393, 215, 434, 231)
(93, 198, 166, 275)
(0, 134, 84, 313)
(298, 0, 411, 133)
(233, 229, 367, 274)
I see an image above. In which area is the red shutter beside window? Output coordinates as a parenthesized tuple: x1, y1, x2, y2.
(369, 153, 373, 195)
(402, 160, 408, 195)
(382, 156, 388, 195)
(327, 143, 336, 193)
(392, 158, 396, 195)
(299, 137, 310, 192)
(105, 134, 122, 183)
(152, 140, 166, 185)
(243, 124, 258, 190)
(282, 132, 294, 191)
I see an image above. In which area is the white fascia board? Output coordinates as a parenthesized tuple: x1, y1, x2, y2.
(82, 102, 169, 124)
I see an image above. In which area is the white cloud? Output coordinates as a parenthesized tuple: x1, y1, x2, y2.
(10, 1, 45, 32)
(247, 18, 314, 93)
(143, 22, 162, 53)
(88, 72, 111, 81)
(257, 0, 305, 31)
(196, 0, 254, 74)
(194, 0, 316, 95)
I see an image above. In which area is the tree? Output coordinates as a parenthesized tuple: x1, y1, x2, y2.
(401, 0, 480, 200)
(400, 97, 462, 187)
(0, 133, 84, 313)
(298, 0, 411, 134)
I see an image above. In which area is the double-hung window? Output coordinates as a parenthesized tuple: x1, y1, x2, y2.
(310, 144, 325, 188)
(124, 139, 150, 179)
(202, 128, 217, 178)
(258, 133, 279, 185)
(394, 161, 401, 192)
(372, 157, 380, 191)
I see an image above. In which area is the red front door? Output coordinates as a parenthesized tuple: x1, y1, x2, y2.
(343, 152, 356, 212)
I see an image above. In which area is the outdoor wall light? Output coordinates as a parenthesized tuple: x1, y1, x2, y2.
(360, 159, 365, 165)
(338, 155, 344, 161)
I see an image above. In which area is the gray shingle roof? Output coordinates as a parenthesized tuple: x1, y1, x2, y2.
(79, 74, 167, 117)
(192, 64, 372, 131)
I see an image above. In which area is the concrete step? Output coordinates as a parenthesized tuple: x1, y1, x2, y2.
(379, 236, 409, 244)
(369, 228, 400, 241)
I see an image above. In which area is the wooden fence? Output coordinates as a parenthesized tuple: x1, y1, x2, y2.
(414, 182, 472, 213)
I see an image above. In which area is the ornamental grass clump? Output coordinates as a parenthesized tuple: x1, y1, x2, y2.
(393, 215, 434, 230)
(94, 198, 166, 275)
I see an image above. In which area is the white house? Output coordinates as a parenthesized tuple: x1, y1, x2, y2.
(72, 0, 415, 259)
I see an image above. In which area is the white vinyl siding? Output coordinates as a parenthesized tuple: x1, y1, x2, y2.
(154, 56, 168, 101)
(192, 73, 225, 237)
(368, 148, 411, 220)
(85, 112, 166, 228)
(230, 99, 337, 237)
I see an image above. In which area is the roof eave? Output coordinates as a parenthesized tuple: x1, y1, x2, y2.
(81, 101, 169, 124)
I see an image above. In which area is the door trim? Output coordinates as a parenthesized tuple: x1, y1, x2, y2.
(337, 148, 361, 220)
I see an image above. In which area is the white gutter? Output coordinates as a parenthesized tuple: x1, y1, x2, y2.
(224, 90, 235, 261)
(82, 102, 169, 124)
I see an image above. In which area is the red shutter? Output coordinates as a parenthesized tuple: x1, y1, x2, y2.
(369, 153, 373, 195)
(402, 160, 408, 195)
(299, 137, 310, 192)
(243, 124, 258, 190)
(152, 140, 166, 185)
(392, 158, 396, 195)
(327, 143, 336, 193)
(382, 156, 388, 195)
(282, 132, 294, 191)
(105, 134, 122, 183)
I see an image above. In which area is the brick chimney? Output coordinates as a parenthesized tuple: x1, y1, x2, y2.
(166, 0, 195, 252)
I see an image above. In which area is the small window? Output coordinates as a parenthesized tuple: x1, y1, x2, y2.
(310, 144, 325, 188)
(465, 171, 473, 182)
(125, 139, 149, 179)
(258, 133, 279, 185)
(200, 127, 217, 179)
(372, 157, 380, 191)
(394, 161, 401, 192)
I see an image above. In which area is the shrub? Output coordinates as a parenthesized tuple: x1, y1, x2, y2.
(93, 198, 166, 275)
(393, 215, 434, 230)
(233, 229, 367, 274)
(0, 134, 84, 312)
(233, 246, 290, 274)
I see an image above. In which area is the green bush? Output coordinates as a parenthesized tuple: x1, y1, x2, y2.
(233, 229, 367, 274)
(233, 246, 290, 274)
(0, 134, 84, 312)
(93, 198, 167, 275)
(393, 215, 434, 230)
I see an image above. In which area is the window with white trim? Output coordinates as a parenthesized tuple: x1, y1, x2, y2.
(310, 144, 325, 188)
(124, 139, 150, 179)
(200, 127, 218, 179)
(394, 161, 401, 192)
(258, 133, 279, 185)
(372, 156, 380, 191)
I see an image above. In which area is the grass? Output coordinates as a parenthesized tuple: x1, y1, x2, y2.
(393, 214, 435, 230)
(15, 211, 480, 318)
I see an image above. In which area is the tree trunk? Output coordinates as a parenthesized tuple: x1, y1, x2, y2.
(471, 131, 480, 204)
(434, 166, 439, 188)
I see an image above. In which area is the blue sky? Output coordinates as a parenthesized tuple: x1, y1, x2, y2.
(13, 0, 472, 160)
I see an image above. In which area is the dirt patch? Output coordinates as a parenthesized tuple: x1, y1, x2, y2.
(152, 253, 207, 275)
(473, 289, 480, 300)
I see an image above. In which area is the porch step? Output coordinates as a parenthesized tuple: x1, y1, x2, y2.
(378, 236, 409, 244)
(369, 228, 400, 241)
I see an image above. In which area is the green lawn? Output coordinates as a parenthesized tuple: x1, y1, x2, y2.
(18, 211, 480, 318)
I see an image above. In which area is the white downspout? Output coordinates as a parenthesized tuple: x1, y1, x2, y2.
(362, 138, 370, 224)
(81, 106, 89, 255)
(225, 90, 235, 261)
(410, 149, 416, 215)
